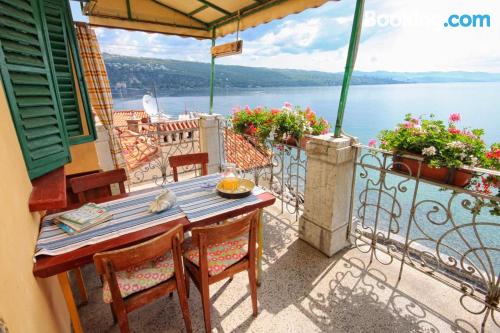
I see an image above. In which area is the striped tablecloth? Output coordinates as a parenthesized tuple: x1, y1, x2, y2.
(167, 174, 264, 222)
(34, 187, 185, 259)
(34, 174, 265, 259)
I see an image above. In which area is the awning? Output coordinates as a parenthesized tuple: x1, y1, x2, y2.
(82, 0, 332, 39)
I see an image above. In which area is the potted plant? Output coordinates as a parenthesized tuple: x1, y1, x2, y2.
(231, 106, 274, 145)
(376, 113, 487, 187)
(231, 103, 330, 148)
(269, 103, 330, 148)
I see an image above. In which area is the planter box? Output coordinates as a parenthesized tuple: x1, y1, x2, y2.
(393, 155, 472, 187)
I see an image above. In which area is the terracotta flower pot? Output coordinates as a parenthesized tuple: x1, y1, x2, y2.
(283, 136, 310, 149)
(392, 155, 472, 187)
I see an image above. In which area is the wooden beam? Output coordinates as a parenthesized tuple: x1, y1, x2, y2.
(151, 0, 209, 27)
(125, 0, 132, 19)
(208, 0, 283, 28)
(211, 40, 243, 58)
(197, 0, 231, 16)
(188, 5, 208, 16)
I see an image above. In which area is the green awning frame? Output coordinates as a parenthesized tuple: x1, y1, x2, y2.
(334, 0, 365, 137)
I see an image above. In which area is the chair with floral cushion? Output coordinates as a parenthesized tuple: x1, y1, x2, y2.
(183, 210, 259, 332)
(93, 224, 192, 333)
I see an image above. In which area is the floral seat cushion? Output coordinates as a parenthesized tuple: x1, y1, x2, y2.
(102, 252, 175, 303)
(183, 236, 249, 276)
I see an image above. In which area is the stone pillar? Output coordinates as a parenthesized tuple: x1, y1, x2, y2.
(94, 124, 115, 171)
(199, 113, 225, 174)
(299, 134, 358, 257)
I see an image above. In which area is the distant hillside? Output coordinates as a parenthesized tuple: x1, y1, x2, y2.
(103, 53, 500, 97)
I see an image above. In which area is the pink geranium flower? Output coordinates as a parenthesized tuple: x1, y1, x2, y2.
(283, 102, 293, 109)
(368, 139, 377, 147)
(449, 113, 461, 122)
(448, 127, 461, 135)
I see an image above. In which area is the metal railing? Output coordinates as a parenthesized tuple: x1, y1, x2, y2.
(349, 145, 500, 331)
(114, 119, 201, 186)
(220, 119, 307, 221)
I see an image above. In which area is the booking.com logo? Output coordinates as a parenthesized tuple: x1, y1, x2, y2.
(364, 11, 491, 29)
(444, 14, 491, 28)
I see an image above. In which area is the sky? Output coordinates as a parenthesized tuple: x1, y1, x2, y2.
(70, 0, 500, 73)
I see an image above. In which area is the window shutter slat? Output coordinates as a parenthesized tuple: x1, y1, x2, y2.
(42, 0, 84, 138)
(0, 0, 32, 12)
(0, 0, 71, 179)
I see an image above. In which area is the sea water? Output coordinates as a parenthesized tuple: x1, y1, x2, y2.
(114, 82, 500, 145)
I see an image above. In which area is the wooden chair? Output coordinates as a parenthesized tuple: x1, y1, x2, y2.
(168, 152, 208, 182)
(93, 224, 192, 333)
(65, 169, 101, 205)
(67, 169, 127, 305)
(69, 168, 127, 203)
(183, 210, 259, 332)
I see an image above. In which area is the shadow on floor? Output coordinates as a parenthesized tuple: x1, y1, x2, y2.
(72, 210, 481, 332)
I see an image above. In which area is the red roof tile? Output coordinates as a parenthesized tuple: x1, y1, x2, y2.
(224, 130, 272, 171)
(113, 110, 148, 127)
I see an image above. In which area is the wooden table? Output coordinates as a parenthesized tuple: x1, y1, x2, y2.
(33, 188, 275, 333)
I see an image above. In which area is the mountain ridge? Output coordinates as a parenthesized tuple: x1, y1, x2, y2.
(103, 53, 500, 97)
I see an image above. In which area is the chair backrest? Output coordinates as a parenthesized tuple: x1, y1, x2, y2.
(94, 224, 184, 275)
(66, 169, 101, 205)
(70, 168, 127, 203)
(191, 210, 258, 268)
(168, 153, 209, 182)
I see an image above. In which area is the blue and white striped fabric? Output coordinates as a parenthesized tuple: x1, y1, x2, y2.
(166, 174, 264, 222)
(34, 174, 265, 260)
(34, 187, 185, 259)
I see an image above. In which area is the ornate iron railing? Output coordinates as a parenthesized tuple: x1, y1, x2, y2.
(349, 145, 500, 331)
(220, 119, 307, 221)
(114, 119, 201, 186)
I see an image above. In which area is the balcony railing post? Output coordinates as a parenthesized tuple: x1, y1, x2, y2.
(299, 134, 359, 257)
(199, 113, 225, 174)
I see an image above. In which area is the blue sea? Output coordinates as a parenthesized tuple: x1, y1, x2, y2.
(115, 82, 500, 274)
(114, 82, 499, 146)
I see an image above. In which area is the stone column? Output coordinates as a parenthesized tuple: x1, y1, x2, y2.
(299, 134, 358, 257)
(199, 113, 225, 174)
(94, 123, 115, 171)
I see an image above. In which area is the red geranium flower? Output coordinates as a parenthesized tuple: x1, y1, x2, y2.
(486, 149, 500, 160)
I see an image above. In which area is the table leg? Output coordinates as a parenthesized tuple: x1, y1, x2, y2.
(58, 272, 84, 333)
(73, 268, 88, 304)
(256, 208, 264, 286)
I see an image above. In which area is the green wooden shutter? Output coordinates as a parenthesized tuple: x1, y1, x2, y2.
(42, 0, 83, 138)
(38, 0, 96, 145)
(0, 0, 71, 179)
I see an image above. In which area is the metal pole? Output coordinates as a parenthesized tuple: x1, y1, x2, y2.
(334, 0, 365, 138)
(209, 29, 216, 114)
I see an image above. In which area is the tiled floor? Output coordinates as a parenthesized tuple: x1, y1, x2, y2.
(75, 202, 494, 332)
